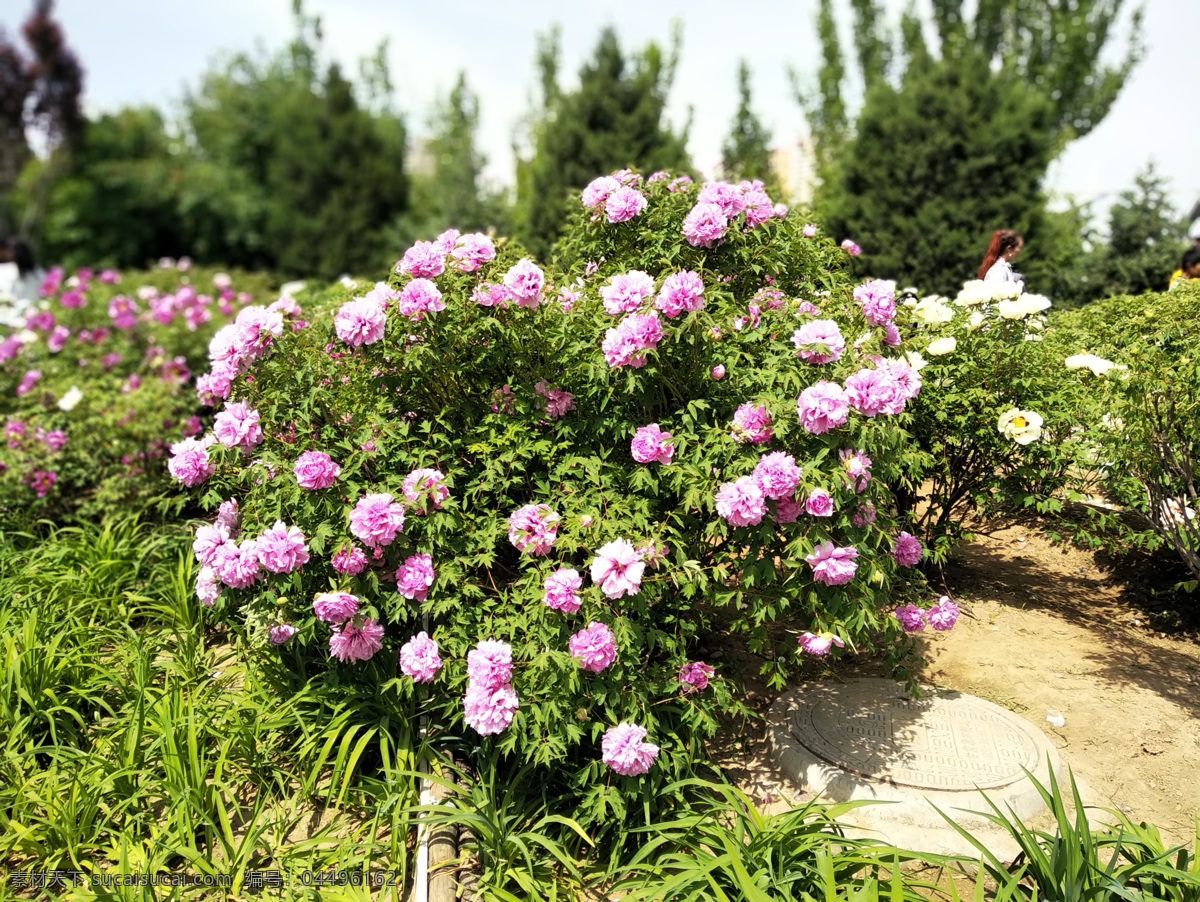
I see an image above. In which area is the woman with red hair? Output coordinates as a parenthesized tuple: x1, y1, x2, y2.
(978, 229, 1024, 290)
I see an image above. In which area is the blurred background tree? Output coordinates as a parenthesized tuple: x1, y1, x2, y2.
(802, 0, 1144, 296)
(719, 60, 775, 190)
(514, 25, 692, 258)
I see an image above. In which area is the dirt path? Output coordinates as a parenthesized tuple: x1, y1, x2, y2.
(921, 523, 1200, 844)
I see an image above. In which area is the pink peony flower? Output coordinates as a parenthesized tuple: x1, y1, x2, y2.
(715, 476, 767, 527)
(581, 175, 621, 208)
(216, 499, 239, 532)
(472, 282, 511, 307)
(335, 296, 387, 348)
(601, 722, 660, 776)
(601, 270, 655, 315)
(196, 567, 221, 607)
(605, 185, 648, 223)
(16, 369, 41, 396)
(601, 311, 664, 368)
(569, 621, 618, 673)
(711, 364, 726, 379)
(533, 381, 574, 418)
(399, 631, 442, 682)
(464, 682, 520, 735)
(432, 228, 460, 256)
(678, 661, 714, 693)
(329, 618, 385, 663)
(840, 449, 873, 492)
(210, 538, 261, 589)
(845, 368, 905, 417)
(397, 278, 445, 320)
(852, 502, 877, 527)
(775, 496, 802, 523)
(193, 522, 230, 566)
(398, 240, 446, 278)
(256, 521, 310, 573)
(467, 639, 513, 690)
(655, 270, 705, 317)
(590, 538, 646, 599)
(332, 543, 368, 576)
(854, 279, 897, 326)
(927, 596, 960, 630)
(805, 488, 834, 517)
(895, 603, 926, 633)
(791, 320, 845, 364)
(451, 233, 496, 272)
(803, 223, 818, 237)
(631, 423, 674, 464)
(270, 624, 298, 645)
(731, 403, 773, 444)
(752, 451, 801, 500)
(313, 592, 360, 624)
(25, 468, 55, 497)
(349, 493, 406, 547)
(508, 504, 560, 555)
(503, 258, 545, 308)
(396, 553, 435, 601)
(402, 468, 449, 513)
(892, 532, 923, 567)
(213, 401, 264, 452)
(168, 435, 217, 487)
(841, 238, 862, 255)
(543, 568, 583, 612)
(805, 541, 859, 586)
(682, 202, 728, 248)
(294, 450, 341, 489)
(798, 631, 845, 655)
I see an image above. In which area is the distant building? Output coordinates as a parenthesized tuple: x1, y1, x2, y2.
(771, 135, 818, 206)
(408, 137, 435, 179)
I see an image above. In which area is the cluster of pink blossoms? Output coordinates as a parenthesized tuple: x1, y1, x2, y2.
(601, 311, 664, 368)
(580, 171, 648, 223)
(399, 631, 442, 682)
(464, 639, 520, 735)
(716, 450, 805, 528)
(631, 423, 674, 464)
(895, 596, 959, 632)
(601, 722, 660, 776)
(196, 305, 287, 406)
(569, 621, 618, 673)
(682, 179, 782, 248)
(508, 503, 560, 555)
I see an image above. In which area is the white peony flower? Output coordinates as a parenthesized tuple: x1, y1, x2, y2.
(57, 385, 83, 411)
(1064, 353, 1126, 377)
(280, 280, 308, 297)
(927, 336, 958, 356)
(913, 297, 955, 326)
(997, 408, 1043, 445)
(954, 280, 994, 307)
(967, 311, 985, 332)
(904, 350, 928, 371)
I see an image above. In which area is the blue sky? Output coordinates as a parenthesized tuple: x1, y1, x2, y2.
(6, 0, 1195, 226)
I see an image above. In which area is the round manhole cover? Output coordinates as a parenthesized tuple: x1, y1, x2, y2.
(788, 679, 1042, 791)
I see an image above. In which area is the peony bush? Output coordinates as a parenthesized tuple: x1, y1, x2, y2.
(178, 172, 947, 781)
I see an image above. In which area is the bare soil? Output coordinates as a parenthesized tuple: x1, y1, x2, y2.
(717, 520, 1200, 848)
